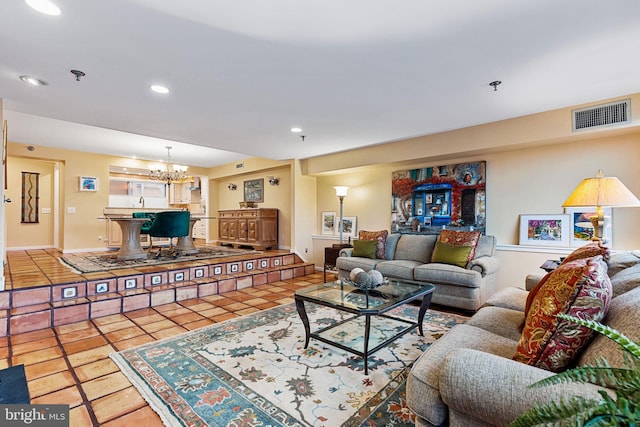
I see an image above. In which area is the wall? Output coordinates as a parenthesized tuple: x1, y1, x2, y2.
(306, 94, 640, 292)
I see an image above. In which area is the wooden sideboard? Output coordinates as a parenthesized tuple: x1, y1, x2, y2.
(217, 208, 278, 250)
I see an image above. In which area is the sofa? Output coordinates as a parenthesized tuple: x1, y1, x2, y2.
(336, 232, 501, 311)
(406, 248, 640, 427)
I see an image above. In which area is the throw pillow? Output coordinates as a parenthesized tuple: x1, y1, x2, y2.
(561, 241, 610, 265)
(358, 230, 389, 260)
(438, 229, 481, 263)
(352, 239, 378, 259)
(431, 241, 473, 268)
(513, 256, 612, 372)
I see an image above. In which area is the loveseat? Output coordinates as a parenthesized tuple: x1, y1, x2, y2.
(336, 232, 501, 311)
(407, 247, 640, 426)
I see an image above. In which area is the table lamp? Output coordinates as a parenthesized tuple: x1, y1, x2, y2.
(562, 169, 640, 242)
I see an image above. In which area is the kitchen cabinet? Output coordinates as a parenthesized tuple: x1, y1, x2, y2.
(192, 219, 207, 239)
(217, 208, 278, 250)
(169, 182, 192, 204)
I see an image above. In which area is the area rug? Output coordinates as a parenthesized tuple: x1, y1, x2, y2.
(60, 246, 261, 273)
(111, 302, 467, 426)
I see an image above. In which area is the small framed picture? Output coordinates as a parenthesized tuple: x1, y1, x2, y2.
(341, 216, 357, 238)
(519, 214, 570, 247)
(564, 207, 613, 247)
(244, 178, 264, 203)
(321, 211, 336, 235)
(80, 176, 98, 192)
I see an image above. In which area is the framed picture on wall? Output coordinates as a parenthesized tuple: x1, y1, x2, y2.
(321, 211, 336, 235)
(80, 176, 98, 192)
(244, 178, 264, 203)
(341, 216, 357, 238)
(518, 214, 570, 247)
(564, 207, 613, 247)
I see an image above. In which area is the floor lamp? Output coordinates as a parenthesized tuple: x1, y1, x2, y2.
(334, 186, 349, 245)
(562, 169, 640, 242)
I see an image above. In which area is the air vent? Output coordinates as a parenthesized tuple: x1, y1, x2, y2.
(572, 99, 631, 132)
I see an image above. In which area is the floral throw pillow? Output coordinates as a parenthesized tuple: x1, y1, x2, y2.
(438, 229, 481, 263)
(358, 230, 388, 260)
(513, 256, 612, 372)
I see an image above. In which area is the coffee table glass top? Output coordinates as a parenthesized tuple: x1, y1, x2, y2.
(295, 279, 435, 313)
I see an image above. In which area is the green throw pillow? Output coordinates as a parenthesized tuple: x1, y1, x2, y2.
(352, 239, 378, 259)
(431, 241, 473, 268)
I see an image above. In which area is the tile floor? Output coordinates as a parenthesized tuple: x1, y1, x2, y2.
(1, 274, 324, 426)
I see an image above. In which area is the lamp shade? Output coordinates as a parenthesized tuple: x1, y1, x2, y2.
(334, 186, 349, 197)
(562, 170, 640, 208)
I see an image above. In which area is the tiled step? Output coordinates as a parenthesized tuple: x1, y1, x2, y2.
(0, 253, 315, 337)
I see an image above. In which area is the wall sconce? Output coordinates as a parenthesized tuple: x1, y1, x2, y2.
(228, 183, 237, 191)
(268, 177, 280, 186)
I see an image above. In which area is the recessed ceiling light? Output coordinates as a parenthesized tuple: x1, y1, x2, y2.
(290, 127, 302, 133)
(25, 0, 61, 16)
(150, 85, 170, 94)
(19, 75, 48, 86)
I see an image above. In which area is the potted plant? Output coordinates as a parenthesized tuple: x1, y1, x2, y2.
(509, 313, 639, 427)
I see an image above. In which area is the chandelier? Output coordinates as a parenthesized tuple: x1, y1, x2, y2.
(148, 146, 188, 185)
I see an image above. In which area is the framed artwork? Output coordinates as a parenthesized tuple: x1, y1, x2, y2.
(564, 207, 613, 247)
(341, 216, 357, 238)
(21, 171, 40, 223)
(321, 211, 336, 235)
(244, 178, 264, 203)
(519, 214, 570, 247)
(80, 176, 98, 191)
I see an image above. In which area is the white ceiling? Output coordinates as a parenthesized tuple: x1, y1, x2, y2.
(1, 0, 640, 168)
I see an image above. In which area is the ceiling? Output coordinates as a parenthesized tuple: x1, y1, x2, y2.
(1, 0, 640, 168)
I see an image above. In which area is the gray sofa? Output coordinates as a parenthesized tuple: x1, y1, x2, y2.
(336, 233, 501, 311)
(407, 250, 640, 427)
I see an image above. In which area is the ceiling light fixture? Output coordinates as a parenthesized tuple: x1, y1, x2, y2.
(290, 127, 302, 133)
(19, 75, 48, 86)
(489, 80, 502, 91)
(150, 85, 170, 94)
(25, 0, 61, 16)
(148, 146, 188, 186)
(70, 69, 85, 81)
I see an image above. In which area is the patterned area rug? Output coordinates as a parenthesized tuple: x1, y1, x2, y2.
(111, 302, 467, 426)
(60, 247, 261, 273)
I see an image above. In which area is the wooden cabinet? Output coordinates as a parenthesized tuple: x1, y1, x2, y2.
(192, 219, 207, 239)
(217, 208, 278, 250)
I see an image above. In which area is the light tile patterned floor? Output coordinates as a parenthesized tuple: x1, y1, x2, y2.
(1, 248, 329, 426)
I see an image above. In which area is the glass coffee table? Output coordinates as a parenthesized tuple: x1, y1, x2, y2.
(294, 278, 436, 374)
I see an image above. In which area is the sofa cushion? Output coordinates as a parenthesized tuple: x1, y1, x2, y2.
(414, 263, 482, 288)
(578, 285, 640, 369)
(483, 287, 528, 312)
(375, 260, 423, 281)
(335, 256, 382, 273)
(351, 239, 377, 259)
(384, 233, 401, 260)
(474, 235, 496, 258)
(438, 229, 481, 261)
(609, 263, 640, 298)
(607, 250, 640, 277)
(467, 306, 525, 342)
(358, 230, 388, 260)
(394, 234, 437, 263)
(513, 256, 612, 372)
(431, 241, 473, 268)
(407, 324, 518, 426)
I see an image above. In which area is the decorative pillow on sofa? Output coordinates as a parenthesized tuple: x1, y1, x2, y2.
(513, 255, 612, 372)
(352, 239, 378, 259)
(523, 242, 611, 320)
(437, 229, 481, 264)
(431, 241, 473, 268)
(561, 241, 610, 265)
(358, 230, 388, 260)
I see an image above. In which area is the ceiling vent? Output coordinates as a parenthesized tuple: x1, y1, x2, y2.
(572, 99, 631, 132)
